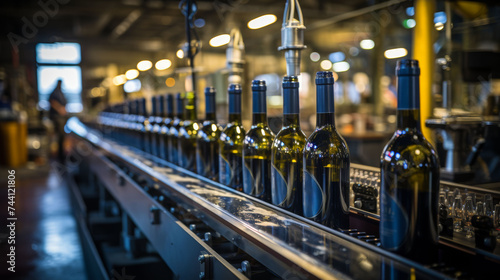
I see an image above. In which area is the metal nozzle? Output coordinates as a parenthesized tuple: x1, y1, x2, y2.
(226, 28, 245, 84)
(278, 0, 306, 76)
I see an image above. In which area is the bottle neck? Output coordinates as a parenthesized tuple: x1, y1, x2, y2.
(283, 86, 299, 115)
(228, 93, 241, 122)
(397, 109, 421, 131)
(252, 113, 267, 125)
(229, 113, 241, 124)
(316, 113, 335, 127)
(252, 90, 267, 125)
(396, 74, 421, 131)
(184, 99, 197, 121)
(205, 112, 216, 122)
(316, 82, 335, 127)
(283, 113, 300, 127)
(205, 94, 216, 122)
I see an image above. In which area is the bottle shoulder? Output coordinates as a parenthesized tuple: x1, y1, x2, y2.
(381, 130, 439, 168)
(272, 126, 307, 155)
(220, 122, 246, 144)
(179, 120, 200, 138)
(243, 125, 274, 150)
(304, 125, 349, 158)
(197, 121, 221, 141)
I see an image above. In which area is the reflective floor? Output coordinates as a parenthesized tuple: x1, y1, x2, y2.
(0, 164, 86, 280)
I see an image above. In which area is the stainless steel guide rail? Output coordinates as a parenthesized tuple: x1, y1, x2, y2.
(67, 117, 452, 280)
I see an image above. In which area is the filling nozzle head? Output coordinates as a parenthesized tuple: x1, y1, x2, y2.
(279, 0, 306, 77)
(227, 28, 245, 84)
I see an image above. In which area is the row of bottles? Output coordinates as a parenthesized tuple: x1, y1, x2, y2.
(99, 60, 482, 265)
(98, 71, 352, 231)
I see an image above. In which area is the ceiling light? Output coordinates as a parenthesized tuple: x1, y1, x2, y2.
(125, 69, 139, 80)
(247, 14, 277, 29)
(112, 74, 127, 86)
(310, 52, 320, 62)
(137, 60, 152, 71)
(155, 59, 172, 70)
(384, 48, 408, 59)
(123, 79, 141, 93)
(333, 61, 350, 72)
(165, 77, 175, 87)
(403, 19, 416, 29)
(194, 18, 205, 28)
(329, 52, 345, 63)
(360, 39, 375, 50)
(435, 22, 444, 31)
(209, 34, 230, 47)
(176, 49, 184, 59)
(320, 60, 332, 70)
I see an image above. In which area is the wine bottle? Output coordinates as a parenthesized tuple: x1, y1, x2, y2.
(179, 91, 200, 172)
(303, 71, 350, 230)
(168, 93, 184, 165)
(125, 100, 137, 147)
(242, 80, 275, 202)
(271, 76, 306, 215)
(137, 98, 148, 152)
(379, 59, 440, 263)
(159, 94, 174, 161)
(219, 84, 246, 191)
(149, 95, 159, 156)
(196, 87, 221, 181)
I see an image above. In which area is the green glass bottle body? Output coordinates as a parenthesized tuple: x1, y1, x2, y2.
(159, 94, 174, 161)
(303, 71, 350, 230)
(219, 84, 246, 191)
(179, 91, 199, 172)
(271, 76, 306, 215)
(150, 95, 160, 157)
(380, 59, 440, 264)
(168, 93, 184, 165)
(243, 80, 274, 202)
(196, 87, 220, 181)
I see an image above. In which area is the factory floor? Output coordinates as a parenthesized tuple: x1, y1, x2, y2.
(0, 162, 86, 280)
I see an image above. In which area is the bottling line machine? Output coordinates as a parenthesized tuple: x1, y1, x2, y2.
(65, 117, 500, 280)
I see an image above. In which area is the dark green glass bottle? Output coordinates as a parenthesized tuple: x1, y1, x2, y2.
(179, 91, 200, 172)
(149, 95, 160, 156)
(380, 59, 440, 263)
(138, 98, 149, 152)
(219, 84, 246, 191)
(243, 80, 275, 202)
(159, 94, 174, 161)
(196, 87, 221, 181)
(168, 93, 184, 165)
(271, 76, 306, 215)
(303, 71, 350, 230)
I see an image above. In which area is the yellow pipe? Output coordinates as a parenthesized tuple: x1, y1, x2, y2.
(413, 0, 435, 142)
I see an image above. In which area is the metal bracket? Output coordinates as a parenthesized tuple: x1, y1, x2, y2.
(150, 205, 160, 225)
(198, 251, 213, 280)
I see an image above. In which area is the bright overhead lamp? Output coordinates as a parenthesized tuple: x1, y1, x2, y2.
(360, 39, 375, 50)
(112, 74, 127, 86)
(384, 48, 408, 59)
(176, 49, 184, 59)
(333, 61, 350, 72)
(209, 34, 230, 47)
(403, 19, 416, 29)
(125, 69, 139, 80)
(155, 59, 172, 70)
(329, 52, 345, 63)
(137, 60, 152, 71)
(320, 60, 332, 70)
(310, 52, 320, 62)
(247, 14, 277, 29)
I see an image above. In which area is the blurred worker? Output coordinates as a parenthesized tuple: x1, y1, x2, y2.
(49, 80, 67, 161)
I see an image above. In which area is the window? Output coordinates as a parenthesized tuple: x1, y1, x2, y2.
(36, 42, 82, 113)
